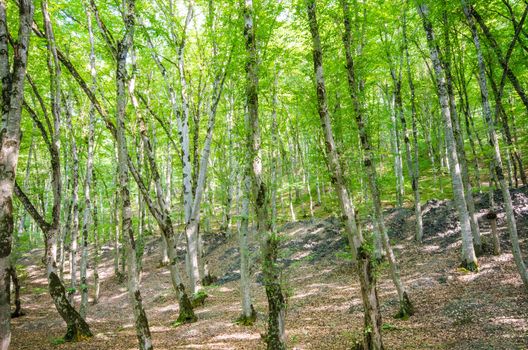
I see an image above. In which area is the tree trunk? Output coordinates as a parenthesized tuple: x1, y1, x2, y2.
(243, 1, 286, 348)
(113, 0, 153, 347)
(463, 0, 528, 287)
(236, 173, 255, 324)
(309, 1, 384, 348)
(418, 2, 478, 271)
(403, 10, 423, 242)
(93, 189, 100, 304)
(442, 13, 482, 255)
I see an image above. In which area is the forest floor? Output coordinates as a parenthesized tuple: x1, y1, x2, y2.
(10, 186, 528, 350)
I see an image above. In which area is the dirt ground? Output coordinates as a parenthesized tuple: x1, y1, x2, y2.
(10, 187, 528, 349)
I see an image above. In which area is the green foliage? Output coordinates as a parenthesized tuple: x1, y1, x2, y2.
(191, 290, 208, 308)
(50, 337, 65, 346)
(382, 323, 398, 331)
(32, 287, 48, 295)
(335, 249, 354, 261)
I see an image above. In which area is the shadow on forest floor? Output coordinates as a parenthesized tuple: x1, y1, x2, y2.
(10, 186, 528, 349)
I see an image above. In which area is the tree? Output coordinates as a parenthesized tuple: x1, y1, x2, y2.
(307, 0, 384, 348)
(417, 1, 478, 271)
(0, 1, 34, 348)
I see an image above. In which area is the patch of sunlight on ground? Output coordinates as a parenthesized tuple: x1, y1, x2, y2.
(291, 289, 319, 300)
(492, 317, 528, 330)
(308, 227, 325, 236)
(153, 304, 177, 313)
(291, 251, 312, 260)
(287, 227, 305, 237)
(107, 291, 128, 302)
(423, 244, 441, 253)
(212, 332, 260, 341)
(150, 325, 173, 332)
(178, 343, 236, 349)
(310, 302, 349, 312)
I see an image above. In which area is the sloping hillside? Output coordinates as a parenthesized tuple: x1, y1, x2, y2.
(11, 187, 528, 349)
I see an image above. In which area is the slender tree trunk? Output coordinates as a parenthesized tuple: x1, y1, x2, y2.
(129, 43, 197, 326)
(343, 2, 413, 319)
(309, 1, 384, 348)
(13, 2, 93, 341)
(236, 173, 255, 324)
(92, 188, 100, 304)
(471, 5, 528, 113)
(463, 0, 528, 287)
(403, 10, 423, 242)
(442, 13, 482, 254)
(390, 93, 404, 208)
(243, 1, 286, 348)
(113, 1, 153, 347)
(67, 106, 80, 305)
(221, 94, 235, 234)
(418, 2, 478, 271)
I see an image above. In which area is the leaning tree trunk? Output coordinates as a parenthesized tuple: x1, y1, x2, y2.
(114, 1, 153, 348)
(463, 0, 528, 288)
(344, 1, 413, 319)
(309, 1, 384, 348)
(243, 0, 286, 348)
(441, 14, 482, 254)
(129, 40, 196, 325)
(418, 2, 478, 271)
(17, 2, 94, 341)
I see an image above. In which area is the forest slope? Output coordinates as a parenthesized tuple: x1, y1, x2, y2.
(10, 187, 528, 350)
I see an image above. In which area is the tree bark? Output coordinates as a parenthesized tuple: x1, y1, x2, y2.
(243, 1, 286, 348)
(113, 0, 153, 347)
(403, 8, 423, 242)
(463, 0, 528, 288)
(441, 12, 482, 255)
(309, 1, 384, 348)
(418, 2, 478, 271)
(0, 3, 35, 345)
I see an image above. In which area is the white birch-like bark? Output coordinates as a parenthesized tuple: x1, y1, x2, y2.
(463, 0, 528, 287)
(112, 0, 153, 346)
(418, 2, 478, 270)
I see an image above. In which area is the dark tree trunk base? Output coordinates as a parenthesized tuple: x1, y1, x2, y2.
(460, 260, 479, 272)
(263, 234, 287, 350)
(394, 292, 414, 319)
(474, 244, 483, 257)
(201, 273, 217, 286)
(9, 264, 24, 318)
(173, 285, 197, 326)
(235, 304, 257, 326)
(64, 321, 93, 342)
(48, 272, 93, 342)
(115, 271, 126, 283)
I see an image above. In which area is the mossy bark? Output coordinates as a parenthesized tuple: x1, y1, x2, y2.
(263, 234, 286, 350)
(356, 246, 384, 350)
(175, 284, 197, 325)
(8, 264, 23, 318)
(236, 304, 257, 326)
(48, 272, 92, 342)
